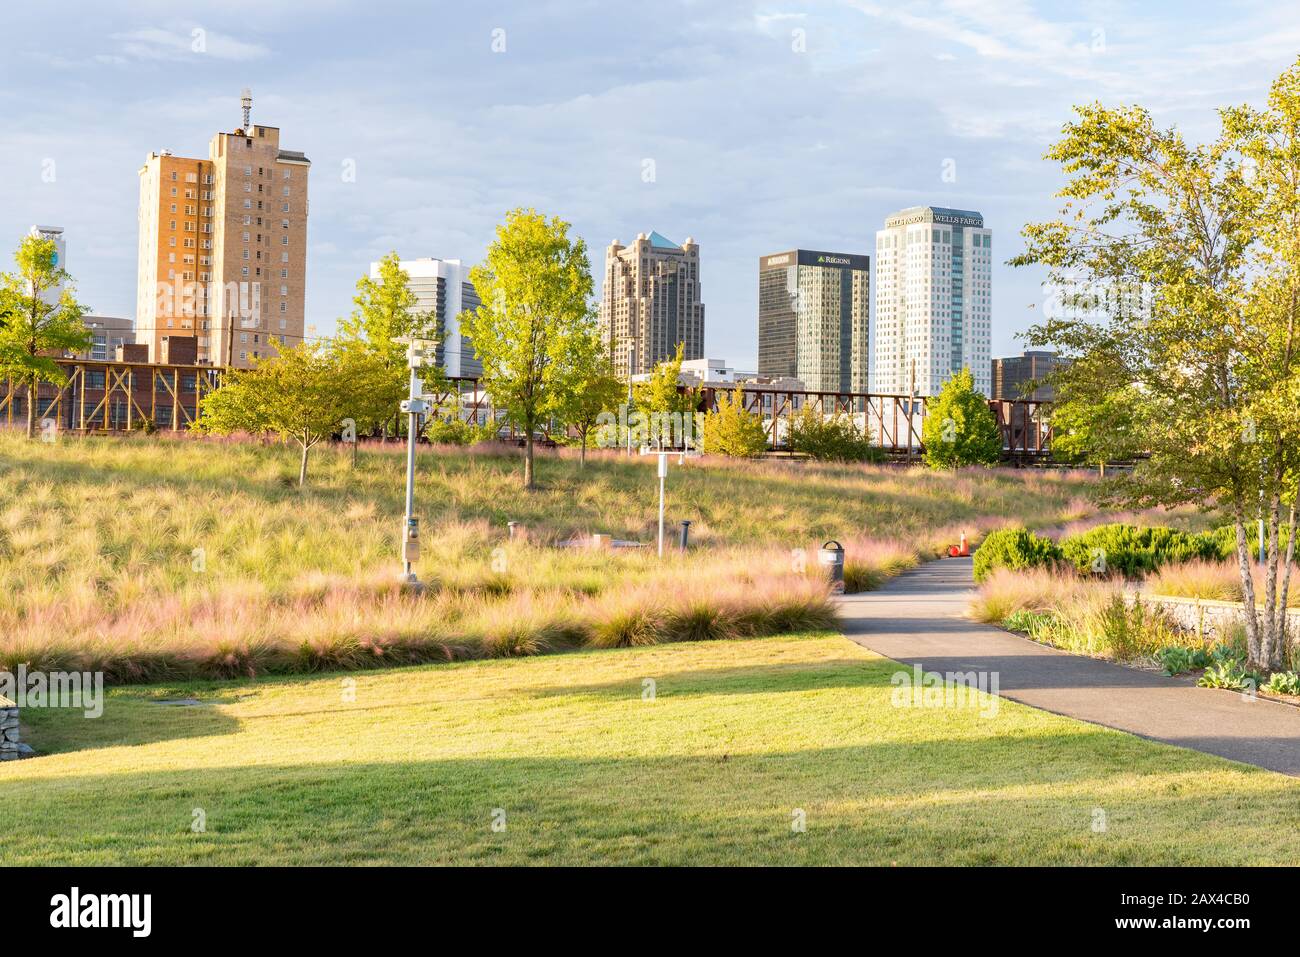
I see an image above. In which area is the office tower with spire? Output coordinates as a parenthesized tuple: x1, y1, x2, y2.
(599, 232, 704, 379)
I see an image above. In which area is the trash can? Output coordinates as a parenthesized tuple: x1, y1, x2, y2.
(819, 540, 845, 594)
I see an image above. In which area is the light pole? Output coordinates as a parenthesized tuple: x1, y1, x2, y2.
(640, 447, 696, 557)
(625, 335, 637, 457)
(396, 337, 433, 585)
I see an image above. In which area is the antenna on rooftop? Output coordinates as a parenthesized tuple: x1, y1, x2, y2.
(240, 88, 252, 130)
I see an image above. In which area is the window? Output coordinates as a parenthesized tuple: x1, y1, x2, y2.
(281, 252, 288, 263)
(282, 186, 290, 197)
(243, 182, 251, 192)
(243, 249, 250, 260)
(241, 266, 249, 276)
(280, 285, 288, 296)
(281, 236, 288, 246)
(170, 172, 177, 181)
(240, 333, 248, 344)
(280, 302, 286, 313)
(244, 166, 252, 176)
(282, 219, 289, 228)
(243, 199, 251, 209)
(284, 170, 291, 179)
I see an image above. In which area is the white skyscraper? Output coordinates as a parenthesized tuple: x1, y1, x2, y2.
(28, 225, 66, 304)
(871, 207, 992, 397)
(371, 257, 482, 377)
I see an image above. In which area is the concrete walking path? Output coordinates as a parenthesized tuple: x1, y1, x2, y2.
(837, 558, 1300, 776)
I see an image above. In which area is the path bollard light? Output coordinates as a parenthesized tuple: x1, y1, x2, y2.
(679, 520, 692, 553)
(508, 521, 519, 540)
(819, 540, 845, 594)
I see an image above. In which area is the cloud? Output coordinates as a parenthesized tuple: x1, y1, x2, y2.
(111, 27, 269, 62)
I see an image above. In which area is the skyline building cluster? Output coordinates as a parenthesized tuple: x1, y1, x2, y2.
(24, 93, 1023, 401)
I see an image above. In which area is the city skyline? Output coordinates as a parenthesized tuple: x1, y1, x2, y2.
(2, 2, 1297, 369)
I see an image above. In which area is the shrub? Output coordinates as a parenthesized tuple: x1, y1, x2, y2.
(922, 367, 1002, 470)
(787, 405, 883, 463)
(972, 527, 1061, 582)
(701, 388, 768, 458)
(425, 417, 493, 446)
(1058, 524, 1220, 577)
(1155, 644, 1212, 676)
(1264, 671, 1300, 696)
(1203, 523, 1294, 561)
(1197, 661, 1261, 691)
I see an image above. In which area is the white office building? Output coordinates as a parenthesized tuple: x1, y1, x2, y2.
(871, 207, 992, 397)
(29, 225, 67, 304)
(371, 257, 482, 378)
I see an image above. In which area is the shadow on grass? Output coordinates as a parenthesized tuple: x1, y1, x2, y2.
(0, 732, 1294, 866)
(19, 695, 243, 755)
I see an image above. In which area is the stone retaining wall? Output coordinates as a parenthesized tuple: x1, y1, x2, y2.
(0, 697, 23, 760)
(1140, 592, 1300, 642)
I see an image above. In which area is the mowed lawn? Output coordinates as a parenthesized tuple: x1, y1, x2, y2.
(3, 632, 1297, 866)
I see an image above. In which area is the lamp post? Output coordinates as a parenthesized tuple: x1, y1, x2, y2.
(396, 337, 434, 585)
(640, 446, 696, 557)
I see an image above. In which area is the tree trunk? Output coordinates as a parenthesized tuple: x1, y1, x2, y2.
(1263, 485, 1284, 671)
(524, 432, 535, 489)
(580, 430, 587, 467)
(25, 380, 37, 439)
(1279, 494, 1298, 668)
(1234, 516, 1263, 669)
(299, 440, 309, 487)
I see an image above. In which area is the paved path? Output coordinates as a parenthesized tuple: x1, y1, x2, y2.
(838, 558, 1300, 776)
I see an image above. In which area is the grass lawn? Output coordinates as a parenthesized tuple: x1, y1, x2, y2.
(4, 632, 1297, 865)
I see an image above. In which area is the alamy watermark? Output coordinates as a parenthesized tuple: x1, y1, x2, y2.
(1, 666, 104, 718)
(890, 664, 1000, 718)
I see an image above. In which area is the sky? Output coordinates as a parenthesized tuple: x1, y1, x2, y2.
(1, 0, 1297, 370)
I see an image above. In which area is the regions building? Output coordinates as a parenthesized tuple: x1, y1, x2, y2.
(136, 90, 310, 367)
(872, 206, 992, 397)
(599, 232, 704, 379)
(757, 249, 869, 394)
(374, 257, 482, 378)
(992, 349, 1064, 401)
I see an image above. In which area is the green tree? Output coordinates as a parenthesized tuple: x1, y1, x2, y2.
(0, 235, 92, 438)
(198, 341, 360, 486)
(701, 387, 767, 458)
(558, 332, 624, 466)
(787, 403, 881, 462)
(633, 342, 699, 448)
(1012, 60, 1300, 672)
(337, 251, 437, 439)
(462, 208, 595, 489)
(921, 368, 1001, 469)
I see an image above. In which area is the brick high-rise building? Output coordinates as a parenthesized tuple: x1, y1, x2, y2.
(599, 232, 704, 379)
(136, 91, 310, 367)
